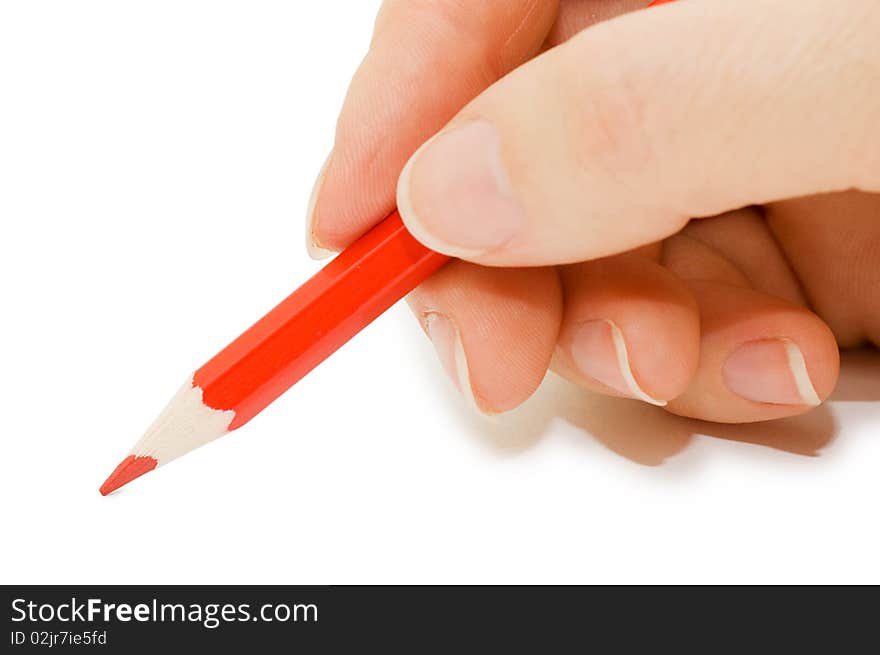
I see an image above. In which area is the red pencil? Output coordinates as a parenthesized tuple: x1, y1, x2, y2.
(100, 212, 448, 494)
(100, 0, 674, 495)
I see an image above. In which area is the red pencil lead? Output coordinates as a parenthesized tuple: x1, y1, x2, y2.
(99, 455, 158, 496)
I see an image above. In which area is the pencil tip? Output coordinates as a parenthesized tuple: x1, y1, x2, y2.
(99, 455, 158, 496)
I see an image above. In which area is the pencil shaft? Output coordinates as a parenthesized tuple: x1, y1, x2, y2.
(193, 212, 450, 429)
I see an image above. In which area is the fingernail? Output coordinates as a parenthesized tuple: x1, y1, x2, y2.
(397, 120, 526, 257)
(305, 154, 335, 260)
(423, 312, 491, 415)
(570, 319, 667, 406)
(723, 338, 821, 406)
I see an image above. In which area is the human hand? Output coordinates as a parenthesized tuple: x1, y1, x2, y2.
(306, 0, 880, 423)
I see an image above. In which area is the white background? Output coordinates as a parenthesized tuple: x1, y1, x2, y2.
(1, 1, 879, 585)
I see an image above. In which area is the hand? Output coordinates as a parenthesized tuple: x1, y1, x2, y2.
(306, 0, 880, 423)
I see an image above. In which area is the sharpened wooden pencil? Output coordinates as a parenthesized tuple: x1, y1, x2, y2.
(100, 212, 448, 494)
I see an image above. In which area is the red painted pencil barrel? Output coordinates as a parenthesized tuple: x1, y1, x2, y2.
(193, 212, 450, 429)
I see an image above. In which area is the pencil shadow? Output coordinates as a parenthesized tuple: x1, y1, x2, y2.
(447, 347, 880, 466)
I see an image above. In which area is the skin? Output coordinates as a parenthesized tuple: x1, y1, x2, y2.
(306, 0, 879, 423)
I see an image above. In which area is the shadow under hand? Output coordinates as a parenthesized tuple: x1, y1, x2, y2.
(454, 373, 693, 465)
(688, 408, 836, 458)
(546, 374, 835, 463)
(452, 364, 850, 466)
(442, 348, 880, 467)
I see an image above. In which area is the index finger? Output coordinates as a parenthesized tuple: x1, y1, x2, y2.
(307, 0, 559, 255)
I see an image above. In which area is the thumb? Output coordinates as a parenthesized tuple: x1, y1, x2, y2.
(396, 0, 880, 266)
